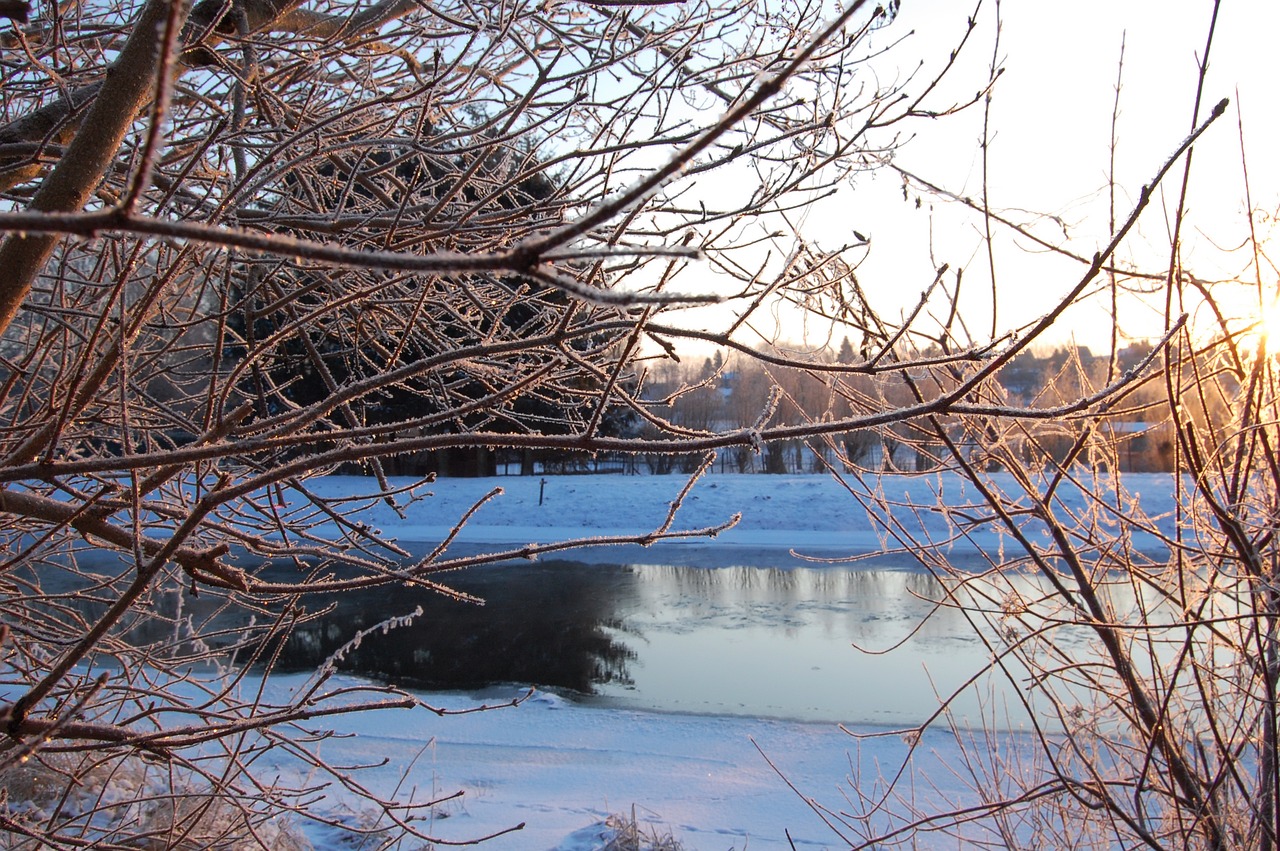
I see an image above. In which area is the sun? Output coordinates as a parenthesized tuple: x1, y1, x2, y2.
(1198, 284, 1280, 359)
(1248, 292, 1280, 358)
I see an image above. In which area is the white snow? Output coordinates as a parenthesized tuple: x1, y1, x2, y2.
(259, 471, 1178, 850)
(269, 674, 979, 851)
(295, 469, 1179, 561)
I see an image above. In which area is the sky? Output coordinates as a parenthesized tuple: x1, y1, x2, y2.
(847, 0, 1280, 351)
(672, 0, 1280, 355)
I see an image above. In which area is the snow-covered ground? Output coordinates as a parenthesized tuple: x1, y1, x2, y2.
(271, 674, 986, 851)
(266, 471, 1178, 850)
(297, 469, 1178, 564)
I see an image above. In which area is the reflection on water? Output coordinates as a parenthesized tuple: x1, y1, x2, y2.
(605, 564, 994, 724)
(275, 562, 640, 695)
(27, 547, 1160, 726)
(29, 548, 1132, 726)
(269, 558, 1028, 726)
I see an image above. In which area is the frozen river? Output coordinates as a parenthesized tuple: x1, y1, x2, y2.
(271, 554, 1041, 727)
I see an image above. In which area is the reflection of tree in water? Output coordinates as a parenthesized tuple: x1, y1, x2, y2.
(633, 564, 965, 641)
(277, 560, 638, 693)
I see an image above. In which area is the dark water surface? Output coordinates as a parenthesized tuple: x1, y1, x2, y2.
(268, 555, 1017, 726)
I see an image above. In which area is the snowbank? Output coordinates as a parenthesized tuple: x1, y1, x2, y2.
(269, 675, 998, 851)
(295, 470, 1179, 564)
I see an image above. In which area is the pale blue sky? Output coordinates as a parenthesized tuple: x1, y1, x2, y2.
(844, 0, 1279, 352)
(667, 0, 1279, 355)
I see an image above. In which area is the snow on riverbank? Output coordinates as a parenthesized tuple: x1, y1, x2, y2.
(266, 471, 1177, 849)
(273, 675, 994, 851)
(295, 469, 1179, 561)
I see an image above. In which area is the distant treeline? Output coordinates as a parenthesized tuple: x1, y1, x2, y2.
(367, 340, 1218, 477)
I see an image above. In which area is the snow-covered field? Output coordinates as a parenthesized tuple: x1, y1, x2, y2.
(297, 469, 1179, 564)
(271, 674, 982, 851)
(267, 471, 1178, 850)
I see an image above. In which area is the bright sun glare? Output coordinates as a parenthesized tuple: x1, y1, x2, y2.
(1247, 295, 1280, 357)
